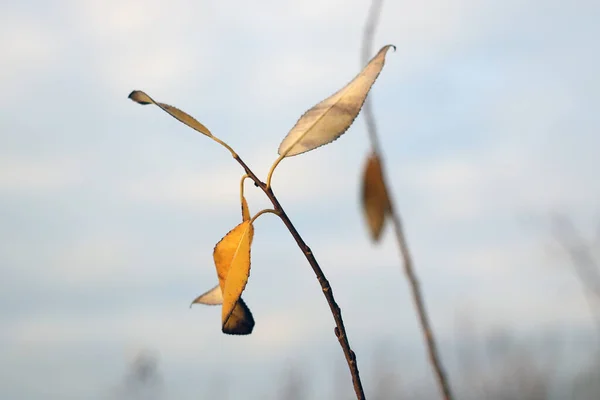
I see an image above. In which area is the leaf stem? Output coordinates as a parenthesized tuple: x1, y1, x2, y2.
(249, 209, 279, 224)
(232, 153, 366, 400)
(240, 174, 250, 205)
(210, 136, 238, 158)
(362, 1, 454, 399)
(266, 153, 285, 189)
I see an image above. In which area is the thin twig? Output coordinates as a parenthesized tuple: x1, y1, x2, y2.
(232, 154, 366, 400)
(361, 1, 454, 399)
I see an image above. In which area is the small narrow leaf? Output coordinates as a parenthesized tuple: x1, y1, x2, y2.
(128, 90, 213, 137)
(278, 45, 395, 157)
(241, 195, 255, 246)
(242, 196, 251, 222)
(213, 220, 254, 331)
(190, 284, 223, 306)
(361, 153, 391, 242)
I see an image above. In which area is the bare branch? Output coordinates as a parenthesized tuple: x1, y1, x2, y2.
(232, 154, 366, 399)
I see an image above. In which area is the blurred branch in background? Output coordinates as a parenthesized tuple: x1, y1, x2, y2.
(113, 350, 164, 400)
(479, 330, 553, 400)
(369, 343, 404, 400)
(315, 332, 597, 399)
(277, 363, 310, 400)
(360, 1, 454, 399)
(110, 338, 599, 400)
(456, 329, 555, 400)
(360, 0, 385, 155)
(550, 214, 600, 334)
(571, 354, 600, 400)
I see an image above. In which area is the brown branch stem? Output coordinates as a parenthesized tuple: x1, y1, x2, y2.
(232, 154, 366, 400)
(361, 0, 454, 399)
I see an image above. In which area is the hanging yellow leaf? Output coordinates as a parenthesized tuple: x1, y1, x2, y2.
(278, 45, 395, 157)
(213, 220, 254, 332)
(190, 284, 255, 335)
(190, 197, 257, 335)
(128, 90, 213, 137)
(361, 153, 391, 242)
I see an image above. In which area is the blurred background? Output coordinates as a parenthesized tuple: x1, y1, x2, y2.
(1, 0, 599, 398)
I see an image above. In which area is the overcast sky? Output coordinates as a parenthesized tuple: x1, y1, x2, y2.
(1, 0, 599, 398)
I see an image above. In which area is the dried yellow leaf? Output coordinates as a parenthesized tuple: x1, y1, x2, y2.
(213, 220, 254, 331)
(361, 153, 391, 242)
(278, 45, 394, 157)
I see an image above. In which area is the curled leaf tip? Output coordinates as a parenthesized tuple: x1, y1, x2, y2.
(128, 90, 152, 105)
(222, 298, 255, 335)
(127, 90, 213, 137)
(191, 284, 223, 307)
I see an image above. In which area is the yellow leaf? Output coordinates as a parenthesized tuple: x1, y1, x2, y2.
(128, 90, 213, 137)
(361, 153, 391, 242)
(213, 220, 254, 331)
(278, 45, 394, 157)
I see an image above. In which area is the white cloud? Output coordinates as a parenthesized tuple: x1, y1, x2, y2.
(124, 148, 354, 211)
(4, 298, 328, 362)
(64, 0, 216, 96)
(0, 10, 62, 95)
(51, 235, 138, 285)
(125, 167, 242, 210)
(0, 157, 83, 193)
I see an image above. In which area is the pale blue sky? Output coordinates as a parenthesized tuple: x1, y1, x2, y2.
(1, 0, 599, 398)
